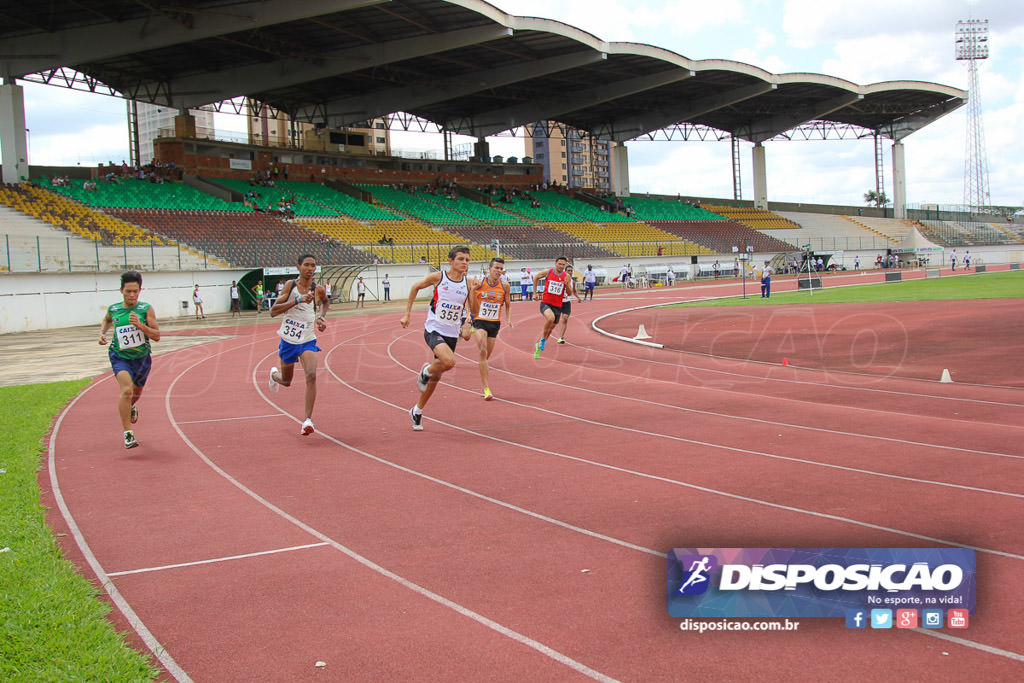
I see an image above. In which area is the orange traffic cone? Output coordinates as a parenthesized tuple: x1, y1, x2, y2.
(782, 357, 789, 366)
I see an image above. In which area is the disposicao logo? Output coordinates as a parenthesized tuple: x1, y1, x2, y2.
(667, 548, 975, 619)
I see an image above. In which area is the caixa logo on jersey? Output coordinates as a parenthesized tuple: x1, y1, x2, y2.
(666, 548, 976, 618)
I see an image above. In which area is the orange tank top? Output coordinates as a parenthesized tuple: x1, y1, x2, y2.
(475, 278, 507, 321)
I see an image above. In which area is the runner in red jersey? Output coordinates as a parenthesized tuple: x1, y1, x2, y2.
(532, 256, 569, 359)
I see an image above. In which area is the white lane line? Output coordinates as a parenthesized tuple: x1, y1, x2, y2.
(165, 335, 619, 682)
(107, 543, 330, 577)
(331, 335, 1024, 664)
(176, 413, 287, 425)
(915, 629, 1024, 662)
(50, 377, 195, 683)
(453, 343, 1024, 462)
(589, 302, 1024, 408)
(412, 346, 1024, 499)
(323, 335, 1024, 563)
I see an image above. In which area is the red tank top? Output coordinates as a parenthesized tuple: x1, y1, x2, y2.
(541, 268, 568, 306)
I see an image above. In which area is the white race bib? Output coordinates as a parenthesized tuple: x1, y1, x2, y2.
(116, 323, 145, 350)
(280, 317, 307, 341)
(479, 301, 501, 320)
(546, 280, 564, 296)
(436, 300, 463, 323)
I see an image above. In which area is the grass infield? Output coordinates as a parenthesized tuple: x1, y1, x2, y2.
(668, 270, 1024, 307)
(0, 380, 160, 683)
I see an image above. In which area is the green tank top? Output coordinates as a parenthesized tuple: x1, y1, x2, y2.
(108, 301, 152, 359)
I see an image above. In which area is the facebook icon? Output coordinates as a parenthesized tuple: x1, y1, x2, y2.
(845, 609, 867, 629)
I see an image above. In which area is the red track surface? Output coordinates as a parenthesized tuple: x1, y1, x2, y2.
(46, 268, 1024, 681)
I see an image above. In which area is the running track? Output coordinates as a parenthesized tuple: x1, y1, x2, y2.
(46, 269, 1024, 681)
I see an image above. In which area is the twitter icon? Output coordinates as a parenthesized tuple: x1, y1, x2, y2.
(870, 609, 893, 629)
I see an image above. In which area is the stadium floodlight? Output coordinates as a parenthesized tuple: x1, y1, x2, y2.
(955, 19, 989, 61)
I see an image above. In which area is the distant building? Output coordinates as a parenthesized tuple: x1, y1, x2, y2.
(524, 121, 616, 192)
(137, 102, 215, 161)
(247, 103, 390, 156)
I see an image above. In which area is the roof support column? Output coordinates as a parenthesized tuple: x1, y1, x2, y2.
(0, 82, 28, 184)
(612, 143, 629, 196)
(474, 136, 490, 162)
(892, 140, 906, 219)
(752, 142, 767, 209)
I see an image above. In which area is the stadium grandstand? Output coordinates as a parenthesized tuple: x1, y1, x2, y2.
(3, 0, 1020, 320)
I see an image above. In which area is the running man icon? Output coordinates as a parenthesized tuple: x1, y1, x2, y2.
(678, 556, 715, 595)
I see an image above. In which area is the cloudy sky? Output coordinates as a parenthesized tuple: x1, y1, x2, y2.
(11, 0, 1024, 206)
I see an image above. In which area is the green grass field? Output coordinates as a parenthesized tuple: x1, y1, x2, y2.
(670, 270, 1024, 307)
(0, 381, 160, 683)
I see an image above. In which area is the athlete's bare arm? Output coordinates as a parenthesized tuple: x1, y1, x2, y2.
(400, 271, 443, 328)
(270, 280, 296, 317)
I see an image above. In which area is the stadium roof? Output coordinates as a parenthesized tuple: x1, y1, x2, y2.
(0, 0, 966, 142)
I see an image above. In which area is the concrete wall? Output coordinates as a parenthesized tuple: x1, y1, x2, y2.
(3, 245, 1019, 334)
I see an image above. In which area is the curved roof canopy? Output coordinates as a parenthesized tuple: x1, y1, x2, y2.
(0, 0, 965, 142)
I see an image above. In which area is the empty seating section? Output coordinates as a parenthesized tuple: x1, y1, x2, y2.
(500, 195, 577, 222)
(358, 184, 484, 225)
(913, 220, 1017, 247)
(4, 184, 163, 245)
(448, 224, 616, 260)
(106, 209, 371, 267)
(620, 196, 726, 221)
(768, 212, 893, 251)
(277, 181, 401, 220)
(533, 192, 631, 222)
(840, 215, 912, 242)
(292, 217, 493, 263)
(45, 176, 237, 211)
(704, 205, 800, 230)
(650, 220, 797, 254)
(546, 221, 710, 257)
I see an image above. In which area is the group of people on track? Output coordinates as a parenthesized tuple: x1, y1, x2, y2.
(100, 249, 585, 447)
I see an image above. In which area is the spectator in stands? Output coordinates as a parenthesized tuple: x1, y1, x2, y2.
(418, 255, 427, 264)
(657, 245, 663, 256)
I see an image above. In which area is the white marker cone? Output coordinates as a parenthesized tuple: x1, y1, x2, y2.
(633, 324, 652, 340)
(940, 368, 953, 383)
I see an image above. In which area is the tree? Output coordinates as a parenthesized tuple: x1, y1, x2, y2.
(863, 190, 889, 207)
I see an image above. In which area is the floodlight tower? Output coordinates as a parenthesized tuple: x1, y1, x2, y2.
(956, 19, 991, 215)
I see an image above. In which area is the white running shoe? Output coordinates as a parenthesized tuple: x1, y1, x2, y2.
(410, 406, 423, 431)
(124, 430, 139, 449)
(301, 418, 314, 436)
(416, 363, 432, 392)
(269, 366, 280, 393)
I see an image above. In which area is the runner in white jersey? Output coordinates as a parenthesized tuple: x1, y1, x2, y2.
(554, 264, 583, 344)
(268, 254, 329, 436)
(400, 245, 473, 430)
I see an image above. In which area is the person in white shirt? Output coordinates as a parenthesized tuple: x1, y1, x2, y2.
(382, 274, 391, 301)
(356, 277, 366, 308)
(582, 265, 597, 300)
